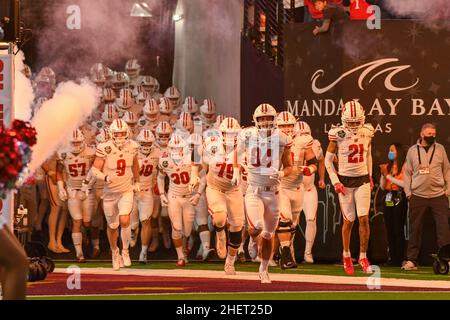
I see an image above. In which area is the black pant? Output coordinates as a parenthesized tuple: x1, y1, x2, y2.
(383, 192, 407, 266)
(407, 194, 450, 263)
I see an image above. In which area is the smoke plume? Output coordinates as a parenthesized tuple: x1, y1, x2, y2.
(14, 50, 34, 121)
(29, 80, 99, 172)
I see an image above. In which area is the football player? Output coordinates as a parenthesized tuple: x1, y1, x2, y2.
(133, 129, 160, 263)
(159, 97, 177, 125)
(141, 76, 162, 99)
(122, 111, 140, 139)
(138, 99, 161, 133)
(197, 99, 217, 131)
(164, 86, 181, 115)
(111, 72, 130, 96)
(276, 112, 318, 268)
(56, 130, 97, 262)
(157, 134, 201, 266)
(325, 100, 374, 275)
(124, 59, 141, 89)
(191, 117, 245, 274)
(115, 88, 141, 118)
(237, 104, 293, 283)
(181, 96, 199, 117)
(294, 120, 326, 264)
(90, 119, 141, 270)
(151, 122, 173, 251)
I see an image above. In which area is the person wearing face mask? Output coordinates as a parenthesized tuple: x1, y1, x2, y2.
(379, 143, 408, 266)
(402, 123, 450, 271)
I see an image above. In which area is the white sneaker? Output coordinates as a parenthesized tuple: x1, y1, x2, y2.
(304, 253, 314, 264)
(401, 260, 418, 271)
(121, 249, 132, 267)
(269, 259, 277, 267)
(139, 250, 147, 264)
(112, 249, 121, 271)
(259, 271, 271, 284)
(215, 230, 227, 260)
(224, 261, 236, 275)
(248, 237, 258, 260)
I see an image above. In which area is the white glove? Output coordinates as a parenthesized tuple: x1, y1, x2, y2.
(231, 167, 241, 186)
(134, 182, 142, 193)
(189, 193, 201, 206)
(57, 181, 68, 201)
(188, 175, 200, 193)
(160, 194, 169, 207)
(105, 175, 113, 184)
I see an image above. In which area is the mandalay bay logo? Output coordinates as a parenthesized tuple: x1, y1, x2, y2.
(311, 58, 419, 94)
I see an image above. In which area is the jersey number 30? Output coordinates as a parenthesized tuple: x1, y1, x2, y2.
(348, 144, 364, 163)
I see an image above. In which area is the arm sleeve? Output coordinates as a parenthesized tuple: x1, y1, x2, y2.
(325, 151, 340, 186)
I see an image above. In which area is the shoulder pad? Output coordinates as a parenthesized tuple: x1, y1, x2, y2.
(361, 124, 375, 137)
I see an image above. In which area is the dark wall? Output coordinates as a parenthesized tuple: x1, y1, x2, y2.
(240, 36, 284, 126)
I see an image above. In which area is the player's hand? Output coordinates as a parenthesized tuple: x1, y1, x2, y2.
(319, 180, 326, 189)
(105, 175, 113, 184)
(188, 176, 200, 193)
(134, 182, 142, 193)
(58, 186, 68, 201)
(189, 193, 201, 206)
(334, 183, 347, 195)
(160, 194, 169, 207)
(231, 168, 241, 186)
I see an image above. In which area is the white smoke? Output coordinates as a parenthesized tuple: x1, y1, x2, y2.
(14, 50, 34, 121)
(29, 80, 99, 172)
(384, 0, 450, 29)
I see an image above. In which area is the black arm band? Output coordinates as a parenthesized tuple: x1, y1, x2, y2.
(306, 158, 318, 166)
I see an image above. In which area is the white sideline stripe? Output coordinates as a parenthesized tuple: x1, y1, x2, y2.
(29, 290, 450, 298)
(54, 268, 450, 289)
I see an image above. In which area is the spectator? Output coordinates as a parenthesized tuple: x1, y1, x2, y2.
(311, 0, 349, 35)
(349, 0, 374, 20)
(304, 0, 343, 22)
(379, 143, 408, 266)
(402, 123, 450, 270)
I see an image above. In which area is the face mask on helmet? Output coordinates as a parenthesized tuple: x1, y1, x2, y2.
(140, 141, 153, 155)
(157, 133, 170, 146)
(344, 119, 363, 132)
(278, 124, 294, 137)
(145, 111, 158, 122)
(70, 141, 85, 154)
(222, 131, 238, 146)
(256, 116, 275, 130)
(112, 131, 128, 148)
(170, 146, 185, 161)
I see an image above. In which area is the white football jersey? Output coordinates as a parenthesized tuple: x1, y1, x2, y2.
(202, 135, 238, 192)
(280, 134, 313, 189)
(328, 124, 374, 177)
(137, 148, 160, 190)
(57, 147, 96, 189)
(158, 152, 192, 196)
(95, 139, 139, 193)
(237, 127, 291, 187)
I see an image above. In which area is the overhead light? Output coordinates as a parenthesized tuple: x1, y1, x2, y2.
(172, 13, 184, 22)
(130, 2, 152, 17)
(140, 2, 149, 8)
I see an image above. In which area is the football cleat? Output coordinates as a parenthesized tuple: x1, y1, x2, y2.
(121, 250, 132, 267)
(112, 249, 121, 271)
(259, 271, 271, 284)
(269, 259, 278, 267)
(215, 229, 227, 260)
(359, 257, 373, 273)
(139, 250, 147, 264)
(304, 253, 314, 264)
(77, 255, 86, 263)
(280, 246, 296, 269)
(224, 260, 236, 275)
(202, 247, 215, 262)
(176, 259, 186, 267)
(343, 255, 354, 275)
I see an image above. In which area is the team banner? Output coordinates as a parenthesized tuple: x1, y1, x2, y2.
(284, 21, 448, 262)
